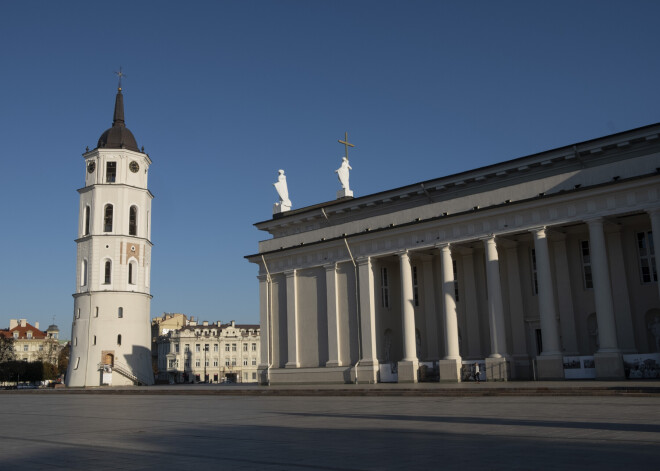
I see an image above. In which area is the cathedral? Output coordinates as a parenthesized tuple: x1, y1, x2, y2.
(66, 80, 154, 387)
(247, 124, 660, 384)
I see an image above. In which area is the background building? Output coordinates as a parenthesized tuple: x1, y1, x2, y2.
(156, 320, 260, 384)
(0, 319, 63, 364)
(247, 123, 660, 384)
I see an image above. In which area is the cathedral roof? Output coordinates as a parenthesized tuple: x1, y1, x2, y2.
(97, 88, 140, 152)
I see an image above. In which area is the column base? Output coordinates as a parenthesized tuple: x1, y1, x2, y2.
(285, 361, 300, 369)
(397, 359, 419, 383)
(536, 354, 564, 380)
(438, 358, 462, 382)
(257, 365, 269, 385)
(511, 354, 532, 380)
(595, 351, 625, 379)
(354, 362, 379, 384)
(485, 357, 510, 381)
(325, 360, 342, 368)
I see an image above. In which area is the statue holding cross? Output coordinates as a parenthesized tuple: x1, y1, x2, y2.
(335, 132, 354, 199)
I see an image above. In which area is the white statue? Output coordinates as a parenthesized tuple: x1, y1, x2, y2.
(273, 169, 291, 214)
(335, 156, 353, 198)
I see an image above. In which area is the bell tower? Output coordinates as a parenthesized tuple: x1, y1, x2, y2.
(66, 76, 154, 386)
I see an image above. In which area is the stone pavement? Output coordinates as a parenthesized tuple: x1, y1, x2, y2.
(1, 383, 659, 470)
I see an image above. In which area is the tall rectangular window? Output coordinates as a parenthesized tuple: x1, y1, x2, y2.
(225, 344, 230, 352)
(104, 205, 113, 232)
(118, 307, 123, 318)
(196, 344, 200, 352)
(232, 343, 237, 352)
(412, 266, 419, 307)
(252, 343, 257, 351)
(243, 343, 248, 352)
(184, 344, 190, 352)
(530, 249, 538, 295)
(106, 162, 117, 183)
(580, 240, 593, 289)
(175, 344, 179, 353)
(380, 267, 389, 308)
(637, 231, 657, 283)
(214, 344, 218, 352)
(84, 206, 90, 236)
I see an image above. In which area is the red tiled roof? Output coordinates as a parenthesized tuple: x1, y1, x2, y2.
(7, 323, 47, 339)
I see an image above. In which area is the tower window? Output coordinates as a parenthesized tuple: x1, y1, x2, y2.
(104, 260, 112, 284)
(117, 334, 122, 345)
(84, 205, 90, 236)
(106, 162, 117, 183)
(129, 206, 138, 236)
(93, 335, 96, 345)
(128, 262, 136, 285)
(81, 259, 88, 287)
(104, 204, 113, 232)
(118, 307, 123, 318)
(95, 307, 99, 318)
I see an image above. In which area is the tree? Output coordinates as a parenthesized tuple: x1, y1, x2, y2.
(0, 336, 16, 363)
(57, 343, 70, 377)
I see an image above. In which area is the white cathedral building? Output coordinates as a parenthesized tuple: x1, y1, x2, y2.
(66, 84, 154, 387)
(247, 124, 660, 384)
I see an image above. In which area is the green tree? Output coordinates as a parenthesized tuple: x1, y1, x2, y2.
(57, 343, 70, 377)
(0, 336, 16, 363)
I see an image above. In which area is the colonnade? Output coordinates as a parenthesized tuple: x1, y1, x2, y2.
(259, 209, 660, 382)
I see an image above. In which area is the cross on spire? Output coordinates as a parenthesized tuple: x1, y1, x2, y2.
(338, 132, 355, 159)
(115, 66, 126, 91)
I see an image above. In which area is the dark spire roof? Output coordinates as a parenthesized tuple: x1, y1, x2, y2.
(97, 87, 139, 152)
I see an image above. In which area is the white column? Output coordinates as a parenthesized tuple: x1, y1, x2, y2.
(503, 244, 528, 357)
(399, 251, 417, 362)
(483, 237, 508, 358)
(422, 258, 439, 360)
(586, 219, 619, 352)
(552, 234, 579, 354)
(357, 257, 378, 365)
(532, 227, 562, 356)
(325, 263, 342, 367)
(440, 245, 460, 360)
(649, 208, 660, 303)
(257, 274, 270, 370)
(284, 270, 299, 368)
(461, 249, 482, 358)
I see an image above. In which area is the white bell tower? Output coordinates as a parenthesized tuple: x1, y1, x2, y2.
(67, 78, 154, 387)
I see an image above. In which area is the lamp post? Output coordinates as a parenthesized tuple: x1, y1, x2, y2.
(203, 345, 208, 383)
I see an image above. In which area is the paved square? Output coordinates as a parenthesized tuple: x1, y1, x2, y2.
(1, 393, 659, 470)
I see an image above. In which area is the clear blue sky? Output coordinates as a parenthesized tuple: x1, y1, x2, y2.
(1, 1, 659, 338)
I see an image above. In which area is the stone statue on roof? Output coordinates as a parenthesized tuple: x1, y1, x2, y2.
(335, 157, 353, 198)
(273, 169, 292, 214)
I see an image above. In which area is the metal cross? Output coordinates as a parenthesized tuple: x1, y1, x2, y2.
(115, 66, 126, 90)
(338, 132, 355, 159)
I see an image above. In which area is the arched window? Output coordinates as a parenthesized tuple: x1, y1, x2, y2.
(84, 205, 90, 236)
(104, 204, 113, 232)
(118, 307, 123, 318)
(128, 261, 136, 285)
(129, 206, 138, 236)
(117, 334, 122, 345)
(81, 259, 88, 287)
(104, 260, 112, 284)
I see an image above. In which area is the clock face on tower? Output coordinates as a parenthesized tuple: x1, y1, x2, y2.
(87, 161, 96, 173)
(129, 161, 140, 173)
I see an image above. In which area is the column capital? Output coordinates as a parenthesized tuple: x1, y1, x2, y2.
(396, 250, 410, 260)
(284, 269, 297, 278)
(530, 226, 549, 238)
(257, 274, 269, 282)
(356, 256, 371, 267)
(646, 206, 660, 217)
(323, 262, 337, 271)
(584, 216, 605, 226)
